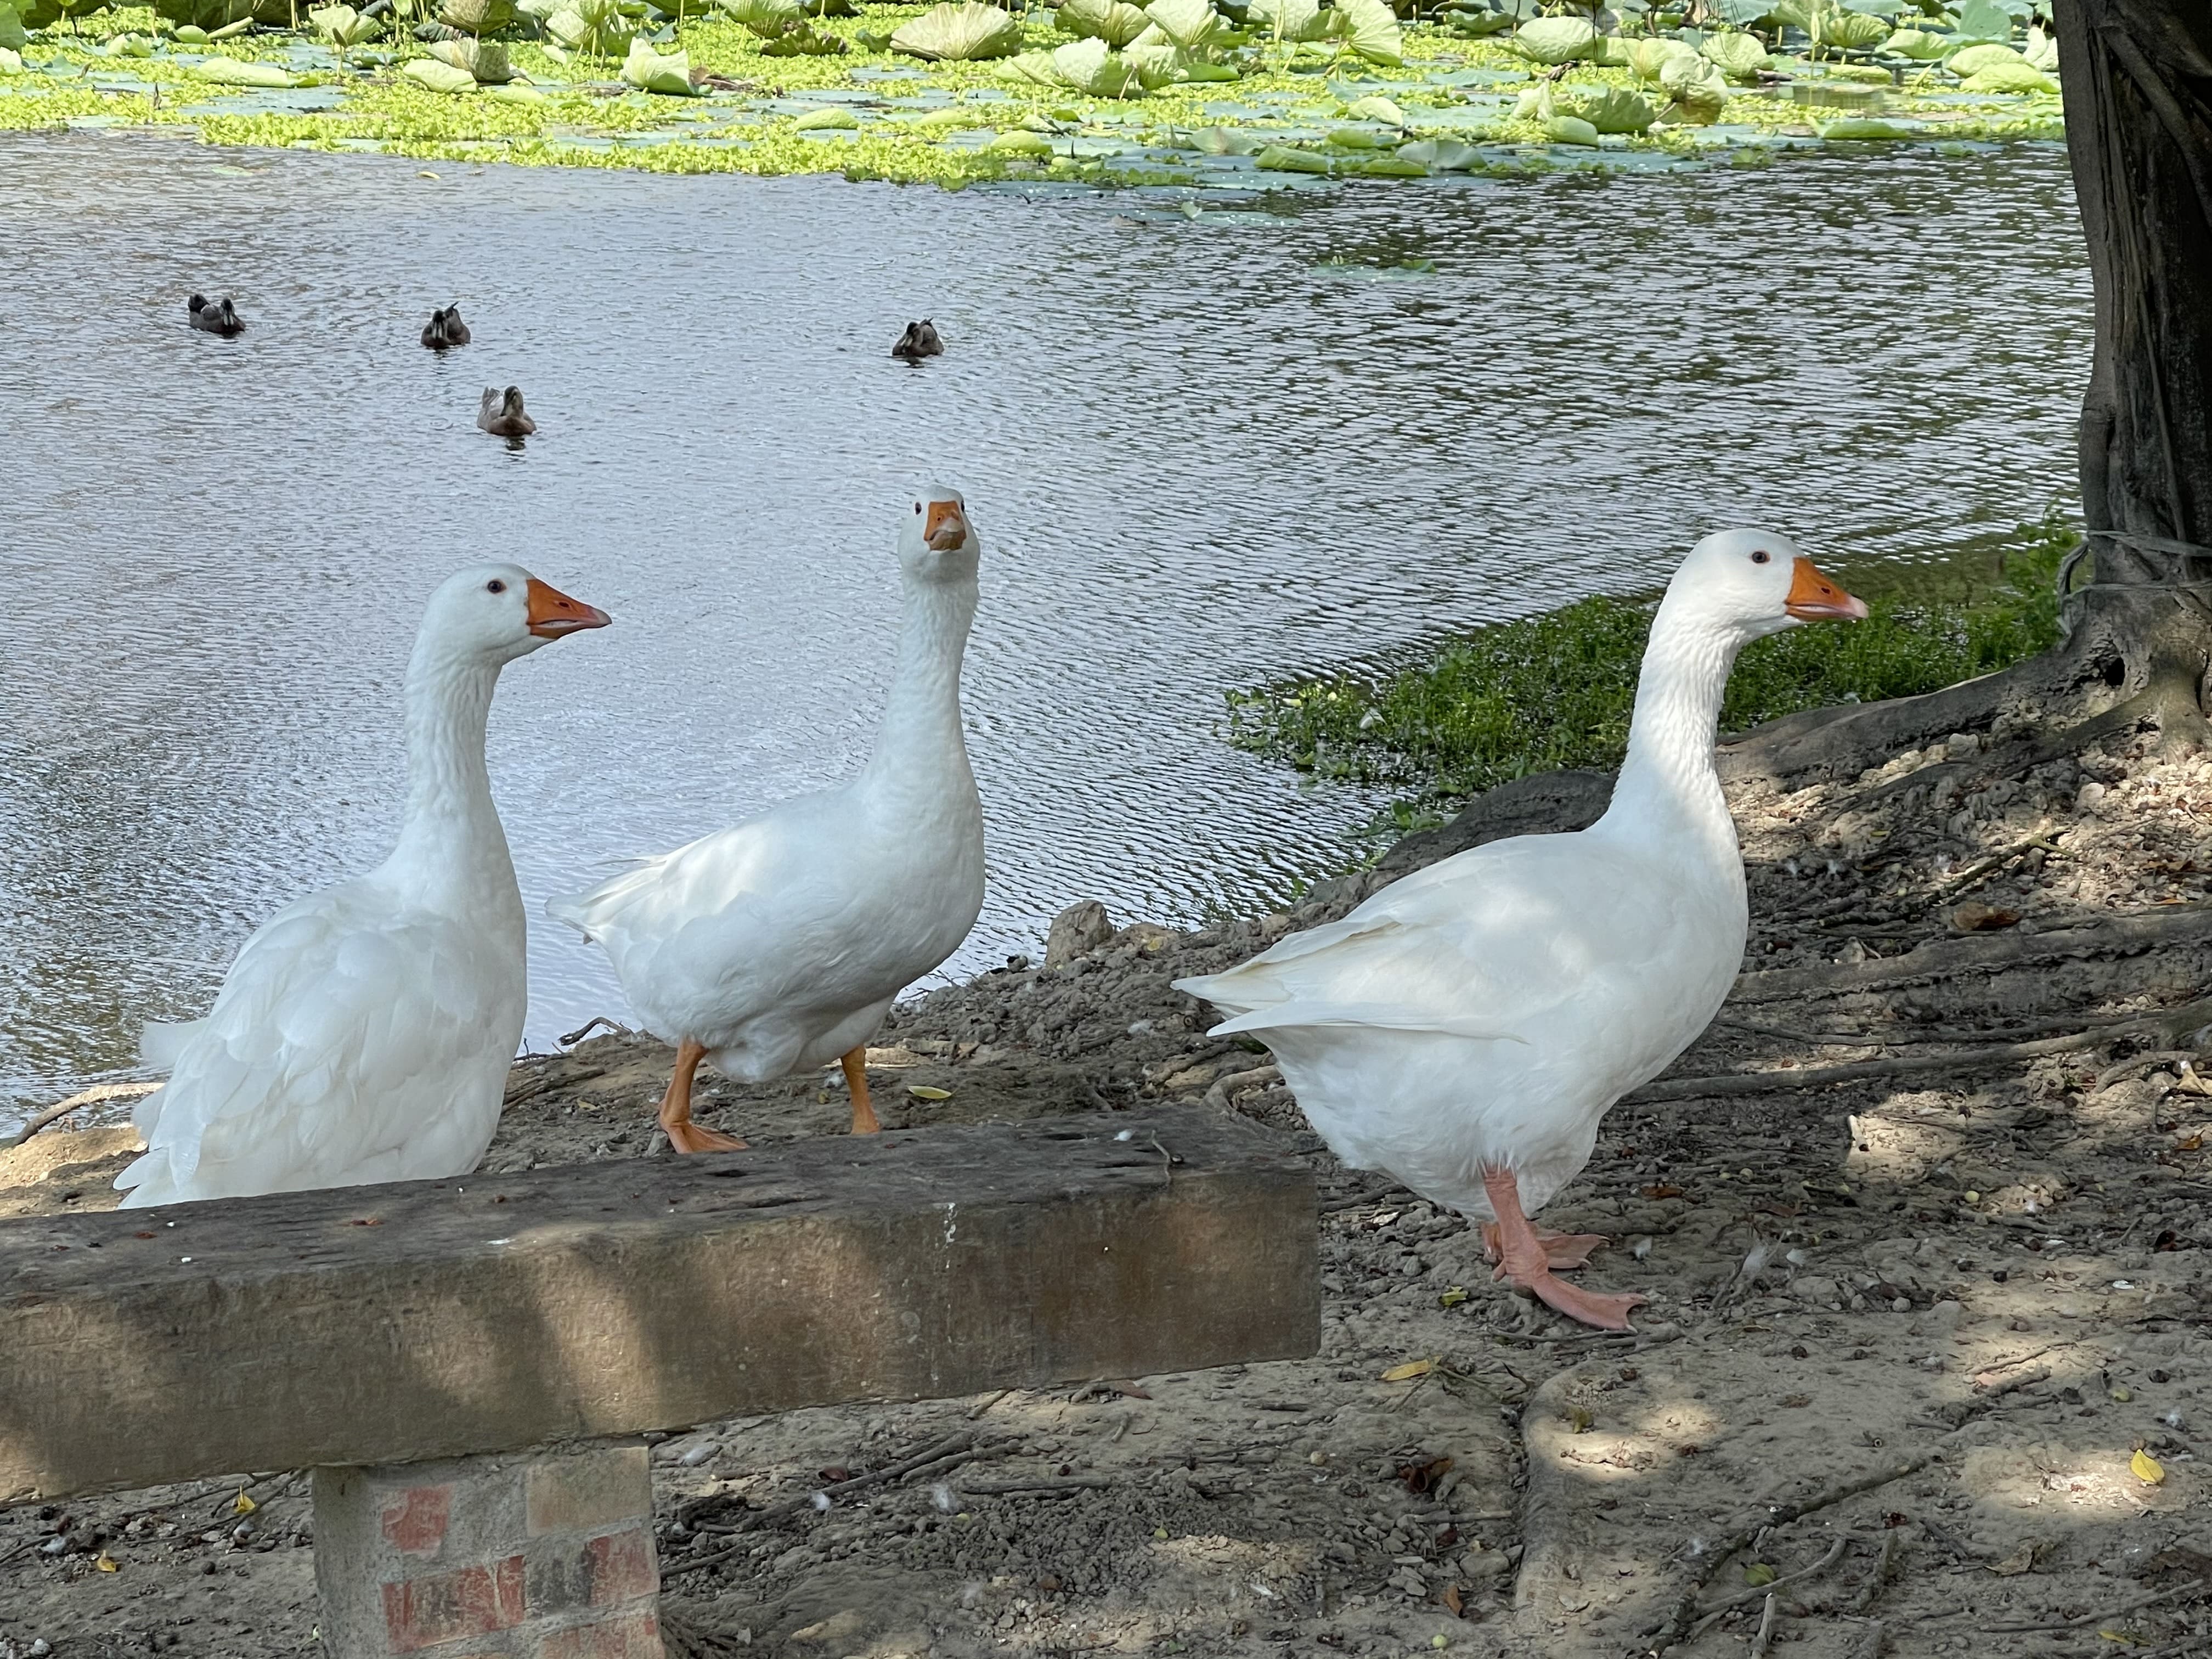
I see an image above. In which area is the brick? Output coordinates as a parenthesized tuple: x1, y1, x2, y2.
(584, 1527, 657, 1607)
(380, 1485, 453, 1557)
(380, 1556, 526, 1652)
(541, 1611, 662, 1659)
(525, 1447, 650, 1538)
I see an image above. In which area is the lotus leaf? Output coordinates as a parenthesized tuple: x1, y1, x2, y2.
(1945, 40, 2017, 74)
(1702, 29, 1767, 77)
(430, 34, 512, 76)
(1246, 0, 1332, 40)
(1056, 0, 1148, 44)
(152, 0, 257, 31)
(1123, 35, 1184, 82)
(793, 104, 857, 126)
(1814, 6, 1888, 47)
(545, 0, 632, 54)
(1624, 33, 1694, 79)
(1960, 56, 2052, 90)
(891, 0, 1025, 59)
(1545, 112, 1599, 144)
(1815, 113, 1917, 134)
(194, 55, 302, 84)
(1882, 25, 1945, 55)
(1660, 49, 1728, 114)
(1441, 4, 1511, 35)
(1143, 0, 1223, 50)
(1950, 0, 2010, 38)
(1190, 123, 1261, 151)
(1356, 155, 1427, 175)
(1707, 0, 1769, 22)
(439, 0, 514, 30)
(1578, 82, 1656, 131)
(721, 0, 798, 30)
(1333, 0, 1400, 65)
(1255, 141, 1332, 172)
(0, 3, 24, 44)
(1325, 126, 1381, 146)
(484, 79, 544, 98)
(0, 42, 16, 64)
(311, 2, 381, 44)
(1513, 14, 1593, 62)
(1346, 93, 1403, 123)
(1001, 46, 1058, 81)
(1047, 33, 1143, 92)
(2023, 21, 2055, 68)
(991, 126, 1054, 151)
(1396, 136, 1476, 168)
(173, 19, 208, 35)
(401, 54, 477, 88)
(620, 33, 698, 89)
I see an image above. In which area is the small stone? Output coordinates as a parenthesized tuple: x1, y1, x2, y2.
(1462, 1550, 1511, 1579)
(1949, 902, 2020, 933)
(1045, 901, 1114, 969)
(2076, 781, 2108, 813)
(1945, 731, 1980, 760)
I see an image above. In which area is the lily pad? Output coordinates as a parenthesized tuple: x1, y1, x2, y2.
(1143, 0, 1225, 50)
(1513, 14, 1593, 63)
(1815, 114, 1917, 136)
(1701, 30, 1767, 80)
(893, 0, 1025, 60)
(792, 103, 858, 126)
(1946, 40, 2021, 76)
(1959, 57, 2055, 92)
(1396, 134, 1476, 168)
(1057, 0, 1149, 46)
(400, 54, 477, 90)
(1255, 142, 1333, 171)
(1545, 112, 1599, 144)
(194, 55, 302, 86)
(1624, 33, 1694, 80)
(1882, 25, 1946, 57)
(1335, 0, 1401, 66)
(1579, 83, 1656, 131)
(990, 126, 1054, 151)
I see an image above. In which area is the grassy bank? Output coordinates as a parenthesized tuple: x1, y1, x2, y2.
(1226, 517, 2072, 812)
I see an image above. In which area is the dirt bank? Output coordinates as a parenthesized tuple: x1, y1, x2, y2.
(5, 716, 2212, 1659)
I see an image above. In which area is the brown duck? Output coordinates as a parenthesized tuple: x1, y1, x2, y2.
(476, 386, 535, 437)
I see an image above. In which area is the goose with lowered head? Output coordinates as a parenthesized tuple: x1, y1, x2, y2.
(1174, 531, 1866, 1329)
(115, 565, 611, 1206)
(550, 487, 986, 1153)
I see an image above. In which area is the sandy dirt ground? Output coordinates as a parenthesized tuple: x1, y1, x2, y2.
(5, 719, 2212, 1659)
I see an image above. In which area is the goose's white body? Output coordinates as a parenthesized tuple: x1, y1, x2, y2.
(550, 496, 985, 1085)
(1176, 533, 1859, 1225)
(116, 565, 606, 1207)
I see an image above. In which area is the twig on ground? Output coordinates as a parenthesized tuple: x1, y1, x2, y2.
(557, 1016, 625, 1047)
(1851, 1530, 1902, 1612)
(1746, 1593, 1780, 1659)
(1980, 1577, 2207, 1633)
(1846, 1618, 1886, 1659)
(1937, 831, 2067, 895)
(9, 1081, 161, 1147)
(670, 1431, 989, 1573)
(1691, 1537, 1851, 1633)
(1920, 1515, 1991, 1560)
(504, 1064, 607, 1108)
(958, 1476, 1112, 1496)
(1976, 1364, 2053, 1400)
(967, 1388, 1013, 1420)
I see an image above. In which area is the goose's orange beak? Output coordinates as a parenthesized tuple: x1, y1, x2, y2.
(924, 499, 968, 551)
(1786, 557, 1869, 622)
(526, 578, 612, 639)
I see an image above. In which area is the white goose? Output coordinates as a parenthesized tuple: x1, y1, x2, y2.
(116, 566, 611, 1207)
(549, 486, 986, 1152)
(1174, 532, 1866, 1329)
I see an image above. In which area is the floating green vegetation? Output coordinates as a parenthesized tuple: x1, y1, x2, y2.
(0, 0, 2067, 185)
(1225, 517, 2073, 805)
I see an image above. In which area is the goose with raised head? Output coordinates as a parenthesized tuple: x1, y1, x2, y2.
(1173, 532, 1867, 1329)
(423, 305, 471, 349)
(550, 487, 986, 1153)
(477, 386, 534, 436)
(187, 295, 243, 336)
(115, 566, 611, 1206)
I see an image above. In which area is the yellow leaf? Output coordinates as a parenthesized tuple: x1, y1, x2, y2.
(94, 1552, 119, 1572)
(2130, 1449, 2166, 1486)
(1380, 1359, 1434, 1383)
(233, 1492, 257, 1515)
(1743, 1563, 1776, 1587)
(1438, 1287, 1469, 1308)
(907, 1085, 952, 1101)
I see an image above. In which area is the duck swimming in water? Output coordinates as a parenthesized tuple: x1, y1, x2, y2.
(422, 306, 471, 349)
(476, 385, 534, 437)
(891, 320, 942, 362)
(187, 295, 244, 336)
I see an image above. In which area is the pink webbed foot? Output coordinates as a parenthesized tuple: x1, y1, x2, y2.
(1480, 1222, 1611, 1272)
(1481, 1166, 1644, 1333)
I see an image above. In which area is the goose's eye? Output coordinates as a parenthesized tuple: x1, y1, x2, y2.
(913, 502, 922, 514)
(1751, 550, 1771, 565)
(487, 579, 507, 594)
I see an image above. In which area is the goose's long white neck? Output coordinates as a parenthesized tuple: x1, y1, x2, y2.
(1595, 600, 1745, 874)
(385, 646, 517, 907)
(859, 568, 978, 817)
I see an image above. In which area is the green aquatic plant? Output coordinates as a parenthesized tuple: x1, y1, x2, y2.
(403, 53, 477, 86)
(428, 33, 512, 76)
(309, 2, 380, 57)
(1511, 14, 1593, 61)
(621, 33, 699, 87)
(1701, 28, 1768, 78)
(1055, 0, 1148, 47)
(1223, 523, 2073, 804)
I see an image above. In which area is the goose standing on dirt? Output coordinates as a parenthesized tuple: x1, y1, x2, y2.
(115, 566, 611, 1206)
(187, 295, 243, 336)
(891, 320, 942, 362)
(1175, 532, 1867, 1329)
(477, 386, 534, 436)
(423, 306, 471, 349)
(550, 487, 986, 1153)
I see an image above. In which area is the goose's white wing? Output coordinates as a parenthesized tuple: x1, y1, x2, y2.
(117, 882, 515, 1206)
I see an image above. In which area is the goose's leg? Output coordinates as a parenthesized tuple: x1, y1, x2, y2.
(660, 1038, 748, 1154)
(842, 1047, 881, 1135)
(1478, 1222, 1611, 1272)
(1481, 1166, 1643, 1331)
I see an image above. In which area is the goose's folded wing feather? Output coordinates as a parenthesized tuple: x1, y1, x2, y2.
(1175, 833, 1686, 1042)
(118, 890, 490, 1198)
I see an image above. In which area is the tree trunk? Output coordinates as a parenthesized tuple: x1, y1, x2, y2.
(1723, 0, 2212, 786)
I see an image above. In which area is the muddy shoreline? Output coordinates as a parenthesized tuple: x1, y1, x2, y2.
(5, 716, 2212, 1659)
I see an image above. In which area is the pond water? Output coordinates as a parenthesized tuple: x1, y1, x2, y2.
(0, 132, 2089, 1126)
